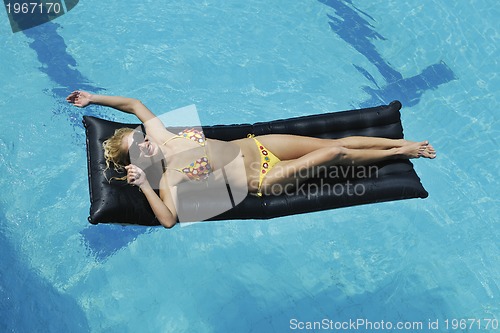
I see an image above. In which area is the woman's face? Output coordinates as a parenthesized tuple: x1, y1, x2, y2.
(122, 131, 160, 161)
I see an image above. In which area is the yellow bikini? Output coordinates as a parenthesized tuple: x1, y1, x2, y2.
(162, 129, 280, 195)
(247, 134, 281, 196)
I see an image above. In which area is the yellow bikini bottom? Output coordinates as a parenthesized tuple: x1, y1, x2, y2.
(248, 135, 281, 196)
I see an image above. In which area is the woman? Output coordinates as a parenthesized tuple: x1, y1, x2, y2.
(67, 91, 436, 228)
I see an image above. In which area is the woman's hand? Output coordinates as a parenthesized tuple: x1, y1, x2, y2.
(125, 164, 147, 187)
(66, 90, 92, 108)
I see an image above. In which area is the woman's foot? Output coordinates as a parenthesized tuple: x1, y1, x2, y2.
(421, 142, 437, 159)
(398, 141, 436, 159)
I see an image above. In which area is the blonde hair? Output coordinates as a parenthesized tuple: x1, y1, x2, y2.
(102, 127, 134, 181)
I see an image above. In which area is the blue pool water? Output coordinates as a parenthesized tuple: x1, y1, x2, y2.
(0, 0, 498, 332)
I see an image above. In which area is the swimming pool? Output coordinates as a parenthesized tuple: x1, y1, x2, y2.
(0, 0, 498, 332)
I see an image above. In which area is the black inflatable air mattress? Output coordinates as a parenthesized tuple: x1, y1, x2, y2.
(83, 101, 428, 226)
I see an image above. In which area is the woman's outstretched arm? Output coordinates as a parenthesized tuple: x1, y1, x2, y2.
(67, 90, 170, 142)
(67, 90, 154, 120)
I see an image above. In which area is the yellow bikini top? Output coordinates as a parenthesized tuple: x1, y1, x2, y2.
(162, 128, 211, 181)
(163, 128, 206, 147)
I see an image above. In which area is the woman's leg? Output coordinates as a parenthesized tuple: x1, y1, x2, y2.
(335, 136, 406, 149)
(256, 134, 434, 160)
(259, 141, 430, 194)
(338, 136, 435, 158)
